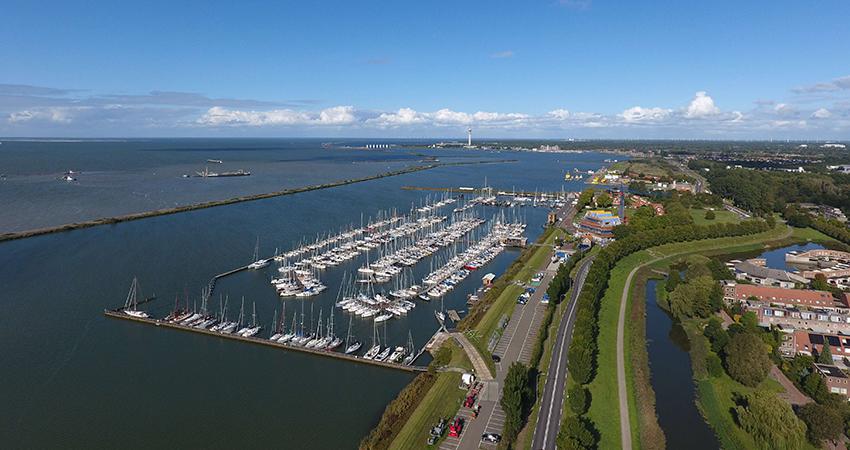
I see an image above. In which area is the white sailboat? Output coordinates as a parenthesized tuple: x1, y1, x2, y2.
(248, 237, 269, 269)
(123, 277, 149, 318)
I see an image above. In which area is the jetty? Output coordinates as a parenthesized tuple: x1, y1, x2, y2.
(1, 159, 515, 243)
(104, 308, 432, 373)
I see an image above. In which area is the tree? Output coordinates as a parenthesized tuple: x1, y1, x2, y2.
(568, 385, 589, 415)
(802, 372, 831, 404)
(709, 282, 724, 312)
(556, 415, 597, 450)
(725, 333, 771, 387)
(596, 192, 613, 208)
(665, 271, 679, 292)
(735, 391, 807, 450)
(797, 403, 844, 445)
(740, 311, 760, 333)
(705, 209, 716, 220)
(501, 362, 531, 441)
(818, 340, 834, 364)
(703, 317, 730, 353)
(812, 273, 831, 292)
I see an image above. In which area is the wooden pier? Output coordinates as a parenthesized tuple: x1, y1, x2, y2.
(104, 309, 428, 373)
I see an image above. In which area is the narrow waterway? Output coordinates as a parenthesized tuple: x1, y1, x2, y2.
(645, 279, 720, 449)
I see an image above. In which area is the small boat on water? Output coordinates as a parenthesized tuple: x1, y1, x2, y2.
(207, 159, 223, 164)
(345, 341, 362, 354)
(374, 346, 392, 362)
(363, 345, 381, 360)
(122, 277, 149, 318)
(248, 237, 269, 270)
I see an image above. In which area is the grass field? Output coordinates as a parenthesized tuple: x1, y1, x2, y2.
(689, 208, 742, 226)
(388, 372, 465, 450)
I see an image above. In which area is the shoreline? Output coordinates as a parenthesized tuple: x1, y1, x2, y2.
(0, 159, 516, 243)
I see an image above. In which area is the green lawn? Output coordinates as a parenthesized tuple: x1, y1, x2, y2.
(689, 208, 741, 226)
(389, 372, 465, 450)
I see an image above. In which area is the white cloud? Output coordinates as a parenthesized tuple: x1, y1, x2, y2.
(620, 106, 671, 122)
(369, 108, 425, 126)
(685, 91, 720, 118)
(197, 105, 356, 127)
(318, 106, 356, 125)
(773, 103, 795, 115)
(548, 109, 571, 120)
(8, 107, 80, 123)
(811, 108, 832, 119)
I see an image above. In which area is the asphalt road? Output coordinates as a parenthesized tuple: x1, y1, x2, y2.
(530, 255, 595, 450)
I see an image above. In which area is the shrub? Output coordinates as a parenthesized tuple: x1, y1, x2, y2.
(568, 385, 590, 415)
(706, 352, 724, 377)
(725, 333, 770, 387)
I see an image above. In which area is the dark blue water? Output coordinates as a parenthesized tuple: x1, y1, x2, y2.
(0, 139, 614, 448)
(645, 279, 719, 449)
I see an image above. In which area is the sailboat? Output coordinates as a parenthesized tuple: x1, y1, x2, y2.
(240, 302, 262, 337)
(123, 277, 149, 318)
(374, 322, 392, 361)
(248, 237, 269, 269)
(403, 331, 416, 365)
(279, 311, 297, 343)
(344, 315, 362, 354)
(363, 321, 381, 359)
(327, 312, 343, 350)
(269, 305, 284, 341)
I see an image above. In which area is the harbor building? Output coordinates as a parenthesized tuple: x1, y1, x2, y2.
(577, 210, 622, 242)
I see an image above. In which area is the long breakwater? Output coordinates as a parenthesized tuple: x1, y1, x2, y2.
(0, 159, 516, 243)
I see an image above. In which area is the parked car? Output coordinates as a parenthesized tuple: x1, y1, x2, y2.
(491, 354, 501, 363)
(448, 417, 465, 437)
(542, 293, 550, 304)
(481, 433, 502, 443)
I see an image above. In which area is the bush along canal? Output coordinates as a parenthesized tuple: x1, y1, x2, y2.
(645, 278, 720, 449)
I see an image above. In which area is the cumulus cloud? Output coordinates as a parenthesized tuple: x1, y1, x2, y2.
(685, 91, 720, 118)
(811, 108, 832, 119)
(368, 108, 529, 128)
(620, 106, 671, 122)
(197, 106, 356, 127)
(793, 75, 850, 93)
(491, 50, 515, 59)
(3, 82, 848, 138)
(548, 109, 571, 120)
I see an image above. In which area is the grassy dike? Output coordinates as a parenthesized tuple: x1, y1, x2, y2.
(0, 159, 516, 243)
(587, 222, 792, 450)
(612, 225, 840, 450)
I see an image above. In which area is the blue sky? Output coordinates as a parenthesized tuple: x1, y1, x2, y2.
(2, 0, 850, 139)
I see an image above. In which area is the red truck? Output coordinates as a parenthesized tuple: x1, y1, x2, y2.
(448, 417, 465, 437)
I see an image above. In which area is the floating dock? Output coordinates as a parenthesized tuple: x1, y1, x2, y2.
(104, 309, 429, 373)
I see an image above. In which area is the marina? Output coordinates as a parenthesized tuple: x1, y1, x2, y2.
(103, 308, 430, 372)
(0, 139, 605, 449)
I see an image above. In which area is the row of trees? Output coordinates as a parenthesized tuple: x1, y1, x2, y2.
(501, 362, 533, 443)
(693, 161, 850, 215)
(557, 215, 772, 448)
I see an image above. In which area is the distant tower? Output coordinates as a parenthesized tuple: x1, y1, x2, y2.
(467, 128, 472, 146)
